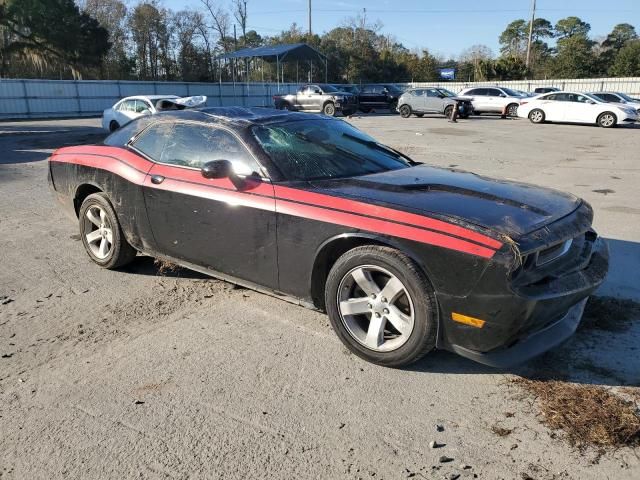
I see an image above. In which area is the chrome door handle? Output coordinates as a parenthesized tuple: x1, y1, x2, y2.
(150, 175, 165, 185)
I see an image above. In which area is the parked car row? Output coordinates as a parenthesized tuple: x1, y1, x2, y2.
(100, 87, 639, 133)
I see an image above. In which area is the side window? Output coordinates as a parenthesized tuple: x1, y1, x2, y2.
(487, 88, 502, 96)
(544, 94, 558, 101)
(426, 89, 440, 97)
(412, 89, 424, 96)
(130, 121, 174, 160)
(573, 94, 590, 103)
(118, 100, 136, 112)
(160, 123, 261, 175)
(135, 100, 151, 113)
(604, 94, 619, 102)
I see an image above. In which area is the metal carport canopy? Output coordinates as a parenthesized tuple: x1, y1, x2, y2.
(217, 43, 327, 87)
(217, 43, 326, 62)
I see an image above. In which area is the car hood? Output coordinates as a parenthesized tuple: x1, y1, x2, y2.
(308, 165, 581, 238)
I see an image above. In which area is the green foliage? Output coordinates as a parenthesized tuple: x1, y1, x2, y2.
(555, 16, 591, 39)
(0, 0, 110, 78)
(609, 40, 640, 76)
(549, 34, 596, 78)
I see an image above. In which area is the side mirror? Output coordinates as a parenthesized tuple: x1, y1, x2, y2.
(499, 93, 506, 97)
(141, 109, 152, 115)
(438, 94, 445, 98)
(201, 159, 232, 179)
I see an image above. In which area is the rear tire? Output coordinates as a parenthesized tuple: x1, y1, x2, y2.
(415, 113, 424, 118)
(597, 111, 617, 128)
(325, 246, 438, 368)
(109, 120, 120, 132)
(507, 103, 519, 117)
(399, 104, 412, 118)
(359, 106, 371, 113)
(528, 108, 545, 124)
(79, 193, 136, 269)
(389, 100, 398, 114)
(323, 102, 336, 116)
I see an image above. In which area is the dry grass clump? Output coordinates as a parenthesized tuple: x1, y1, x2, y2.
(153, 258, 180, 275)
(513, 378, 640, 449)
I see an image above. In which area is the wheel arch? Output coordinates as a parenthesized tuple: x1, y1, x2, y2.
(309, 233, 434, 310)
(74, 183, 103, 217)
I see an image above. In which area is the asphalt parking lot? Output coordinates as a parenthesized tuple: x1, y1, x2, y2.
(1, 114, 639, 479)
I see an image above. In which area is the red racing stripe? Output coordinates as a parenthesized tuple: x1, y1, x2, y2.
(273, 185, 502, 250)
(50, 149, 499, 258)
(277, 200, 496, 258)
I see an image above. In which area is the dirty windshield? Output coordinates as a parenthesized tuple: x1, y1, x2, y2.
(253, 120, 412, 181)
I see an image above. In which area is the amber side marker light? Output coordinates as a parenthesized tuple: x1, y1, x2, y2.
(451, 312, 486, 328)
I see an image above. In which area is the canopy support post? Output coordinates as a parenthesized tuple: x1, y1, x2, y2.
(325, 58, 327, 83)
(276, 55, 280, 91)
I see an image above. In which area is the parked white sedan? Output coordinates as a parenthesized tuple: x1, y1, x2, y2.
(101, 95, 207, 132)
(517, 91, 638, 128)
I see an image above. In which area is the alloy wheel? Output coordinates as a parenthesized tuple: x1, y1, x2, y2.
(530, 110, 543, 123)
(84, 205, 113, 259)
(508, 104, 519, 116)
(599, 113, 615, 127)
(337, 265, 415, 352)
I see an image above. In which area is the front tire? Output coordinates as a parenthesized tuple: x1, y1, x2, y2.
(528, 108, 545, 124)
(323, 102, 336, 116)
(325, 246, 438, 367)
(507, 103, 519, 117)
(597, 111, 617, 128)
(389, 100, 398, 114)
(399, 104, 412, 118)
(444, 105, 454, 119)
(79, 193, 136, 269)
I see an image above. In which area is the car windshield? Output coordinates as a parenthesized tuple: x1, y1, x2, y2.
(583, 93, 602, 103)
(319, 84, 339, 92)
(385, 85, 402, 94)
(252, 120, 412, 181)
(616, 92, 636, 102)
(437, 88, 455, 97)
(500, 87, 520, 97)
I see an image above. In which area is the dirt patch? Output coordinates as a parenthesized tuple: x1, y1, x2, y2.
(512, 378, 640, 449)
(491, 425, 513, 437)
(580, 296, 640, 332)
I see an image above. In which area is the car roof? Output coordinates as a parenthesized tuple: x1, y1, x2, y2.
(146, 107, 331, 127)
(121, 95, 179, 101)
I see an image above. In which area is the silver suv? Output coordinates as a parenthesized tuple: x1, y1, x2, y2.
(457, 86, 523, 116)
(397, 88, 474, 118)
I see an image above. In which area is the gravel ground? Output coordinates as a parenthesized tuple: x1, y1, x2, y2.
(1, 114, 639, 479)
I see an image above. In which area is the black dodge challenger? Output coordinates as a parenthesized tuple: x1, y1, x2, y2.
(48, 108, 608, 367)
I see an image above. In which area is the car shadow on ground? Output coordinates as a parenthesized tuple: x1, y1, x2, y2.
(407, 237, 640, 387)
(0, 125, 105, 165)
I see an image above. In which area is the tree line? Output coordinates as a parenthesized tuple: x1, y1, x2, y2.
(1, 0, 639, 83)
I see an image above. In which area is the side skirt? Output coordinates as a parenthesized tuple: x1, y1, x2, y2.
(138, 250, 320, 311)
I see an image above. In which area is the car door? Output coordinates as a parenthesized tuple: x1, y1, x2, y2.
(114, 99, 139, 125)
(359, 85, 376, 108)
(134, 120, 279, 289)
(424, 88, 442, 112)
(536, 93, 566, 121)
(485, 88, 505, 112)
(466, 88, 487, 111)
(563, 93, 597, 123)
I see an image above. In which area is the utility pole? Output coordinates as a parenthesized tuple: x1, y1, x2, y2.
(525, 0, 536, 68)
(308, 0, 312, 38)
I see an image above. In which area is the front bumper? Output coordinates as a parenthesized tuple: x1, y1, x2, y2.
(449, 298, 587, 367)
(438, 231, 608, 367)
